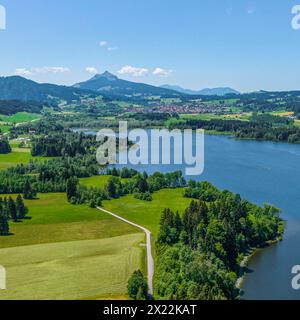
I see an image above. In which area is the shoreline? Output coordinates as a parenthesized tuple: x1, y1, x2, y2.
(235, 237, 283, 292)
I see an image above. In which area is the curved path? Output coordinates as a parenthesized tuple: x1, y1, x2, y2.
(97, 207, 154, 295)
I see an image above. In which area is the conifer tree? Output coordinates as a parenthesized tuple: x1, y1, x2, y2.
(8, 197, 17, 222)
(16, 195, 28, 219)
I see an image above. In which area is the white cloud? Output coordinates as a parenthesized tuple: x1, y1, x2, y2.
(100, 41, 108, 47)
(33, 67, 70, 74)
(15, 66, 70, 77)
(15, 68, 32, 76)
(85, 67, 98, 74)
(118, 65, 149, 77)
(107, 47, 118, 51)
(152, 67, 172, 77)
(100, 41, 118, 51)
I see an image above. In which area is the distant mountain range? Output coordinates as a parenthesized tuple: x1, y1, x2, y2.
(0, 76, 96, 103)
(161, 84, 240, 96)
(0, 72, 240, 107)
(73, 71, 181, 98)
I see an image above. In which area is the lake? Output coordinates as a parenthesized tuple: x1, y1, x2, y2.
(114, 133, 300, 300)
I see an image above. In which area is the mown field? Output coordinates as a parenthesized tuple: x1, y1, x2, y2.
(0, 193, 145, 300)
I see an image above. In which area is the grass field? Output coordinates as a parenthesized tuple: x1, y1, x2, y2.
(0, 234, 144, 300)
(79, 175, 132, 189)
(0, 193, 145, 300)
(80, 175, 112, 189)
(0, 125, 11, 133)
(179, 112, 251, 121)
(271, 111, 294, 117)
(0, 148, 50, 170)
(0, 112, 41, 123)
(102, 188, 192, 238)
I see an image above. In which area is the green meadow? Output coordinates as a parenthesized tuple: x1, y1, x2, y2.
(0, 112, 41, 123)
(103, 188, 192, 238)
(81, 176, 192, 238)
(0, 148, 49, 170)
(179, 112, 251, 121)
(0, 193, 145, 300)
(79, 175, 132, 189)
(80, 175, 112, 189)
(0, 125, 11, 133)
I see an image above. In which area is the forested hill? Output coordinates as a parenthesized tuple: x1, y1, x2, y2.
(0, 100, 47, 115)
(0, 76, 97, 103)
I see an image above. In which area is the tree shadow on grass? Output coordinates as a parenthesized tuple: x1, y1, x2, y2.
(0, 232, 15, 237)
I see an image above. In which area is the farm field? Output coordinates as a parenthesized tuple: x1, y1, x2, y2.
(270, 111, 294, 117)
(102, 188, 192, 238)
(0, 148, 50, 170)
(0, 112, 41, 123)
(179, 112, 251, 121)
(0, 193, 145, 300)
(0, 124, 11, 133)
(0, 234, 144, 300)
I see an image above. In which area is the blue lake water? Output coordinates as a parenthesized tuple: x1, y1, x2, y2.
(114, 133, 300, 300)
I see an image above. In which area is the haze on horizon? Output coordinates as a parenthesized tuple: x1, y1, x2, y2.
(0, 0, 300, 93)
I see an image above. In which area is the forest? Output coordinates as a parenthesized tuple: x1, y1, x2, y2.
(154, 181, 284, 300)
(0, 100, 46, 115)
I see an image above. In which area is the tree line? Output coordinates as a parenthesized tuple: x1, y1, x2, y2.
(0, 195, 28, 236)
(66, 170, 186, 208)
(169, 118, 300, 144)
(31, 131, 97, 157)
(0, 153, 100, 195)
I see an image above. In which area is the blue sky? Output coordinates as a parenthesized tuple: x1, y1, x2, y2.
(0, 0, 300, 92)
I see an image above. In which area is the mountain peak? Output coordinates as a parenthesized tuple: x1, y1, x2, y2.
(91, 71, 118, 81)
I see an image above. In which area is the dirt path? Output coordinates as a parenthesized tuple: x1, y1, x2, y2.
(97, 207, 154, 295)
